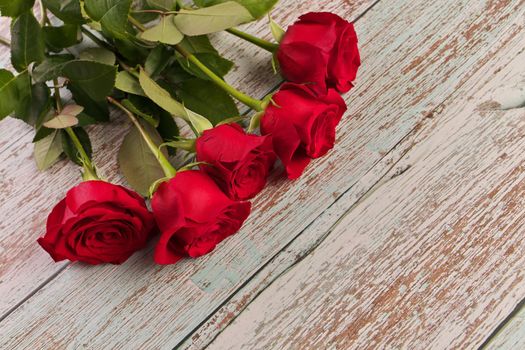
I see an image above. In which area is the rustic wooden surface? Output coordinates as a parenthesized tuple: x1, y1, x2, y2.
(1, 0, 525, 349)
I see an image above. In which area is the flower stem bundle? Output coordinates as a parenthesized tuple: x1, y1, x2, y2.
(0, 1, 360, 266)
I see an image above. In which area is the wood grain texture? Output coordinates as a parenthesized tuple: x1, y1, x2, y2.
(0, 0, 376, 339)
(206, 25, 525, 349)
(1, 0, 524, 349)
(0, 0, 374, 320)
(181, 0, 525, 348)
(484, 301, 525, 349)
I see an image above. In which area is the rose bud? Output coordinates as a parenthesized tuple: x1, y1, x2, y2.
(196, 123, 276, 201)
(152, 170, 251, 265)
(37, 181, 157, 265)
(261, 83, 347, 180)
(277, 12, 360, 94)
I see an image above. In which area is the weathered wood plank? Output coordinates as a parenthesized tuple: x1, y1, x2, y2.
(483, 300, 525, 349)
(205, 31, 525, 349)
(0, 0, 375, 318)
(2, 0, 523, 348)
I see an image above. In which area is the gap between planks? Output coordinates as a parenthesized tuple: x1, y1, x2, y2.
(2, 0, 520, 346)
(181, 2, 525, 349)
(204, 31, 525, 349)
(0, 0, 379, 324)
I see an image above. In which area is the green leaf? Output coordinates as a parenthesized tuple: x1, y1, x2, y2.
(193, 0, 277, 19)
(62, 127, 92, 165)
(43, 24, 82, 52)
(145, 46, 173, 78)
(11, 12, 46, 72)
(67, 84, 109, 126)
(12, 71, 51, 127)
(0, 70, 16, 105)
(156, 108, 179, 143)
(146, 0, 176, 10)
(0, 0, 34, 17)
(122, 98, 158, 126)
(176, 52, 233, 80)
(139, 68, 186, 118)
(79, 47, 116, 65)
(84, 0, 132, 39)
(178, 78, 238, 125)
(115, 71, 145, 96)
(43, 114, 79, 128)
(270, 18, 285, 42)
(34, 130, 63, 170)
(178, 35, 217, 54)
(32, 55, 74, 83)
(33, 125, 54, 142)
(0, 69, 19, 120)
(174, 1, 253, 36)
(119, 122, 168, 196)
(131, 0, 159, 22)
(43, 0, 85, 24)
(176, 36, 234, 79)
(140, 15, 183, 45)
(113, 37, 150, 65)
(61, 60, 117, 101)
(67, 83, 110, 124)
(43, 104, 83, 128)
(139, 68, 212, 133)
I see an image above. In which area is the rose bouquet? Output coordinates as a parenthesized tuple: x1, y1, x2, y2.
(0, 0, 360, 265)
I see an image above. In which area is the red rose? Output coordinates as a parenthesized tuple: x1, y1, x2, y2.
(261, 83, 347, 180)
(196, 123, 276, 201)
(277, 12, 360, 93)
(152, 170, 251, 265)
(37, 181, 157, 265)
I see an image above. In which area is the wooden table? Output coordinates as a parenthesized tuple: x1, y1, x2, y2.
(1, 0, 525, 348)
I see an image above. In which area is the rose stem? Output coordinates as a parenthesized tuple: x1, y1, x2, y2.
(107, 97, 177, 178)
(80, 27, 117, 53)
(128, 15, 147, 31)
(53, 79, 99, 181)
(174, 45, 265, 112)
(127, 14, 266, 112)
(226, 28, 279, 53)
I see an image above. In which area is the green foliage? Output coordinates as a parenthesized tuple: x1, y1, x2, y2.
(13, 72, 50, 127)
(176, 36, 234, 79)
(0, 0, 34, 17)
(32, 55, 74, 83)
(193, 0, 278, 19)
(145, 46, 173, 78)
(174, 2, 253, 36)
(140, 15, 183, 45)
(11, 11, 45, 71)
(178, 78, 239, 125)
(43, 24, 82, 52)
(139, 69, 213, 134)
(146, 0, 176, 11)
(0, 70, 19, 120)
(42, 0, 85, 24)
(61, 60, 117, 101)
(34, 130, 63, 170)
(62, 127, 92, 165)
(1, 0, 280, 177)
(116, 71, 145, 96)
(118, 122, 168, 196)
(84, 0, 132, 39)
(79, 48, 116, 65)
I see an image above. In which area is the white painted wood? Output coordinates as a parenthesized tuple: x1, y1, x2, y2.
(205, 29, 525, 349)
(1, 0, 524, 348)
(484, 303, 525, 350)
(0, 0, 375, 318)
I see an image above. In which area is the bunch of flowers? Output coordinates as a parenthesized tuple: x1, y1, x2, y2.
(0, 0, 360, 265)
